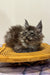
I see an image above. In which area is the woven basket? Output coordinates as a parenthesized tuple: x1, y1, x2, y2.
(0, 43, 50, 63)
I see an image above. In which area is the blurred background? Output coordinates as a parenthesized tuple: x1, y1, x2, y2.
(0, 0, 50, 44)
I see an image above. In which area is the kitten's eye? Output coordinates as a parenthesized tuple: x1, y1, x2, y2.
(31, 32, 35, 36)
(24, 31, 27, 34)
(23, 32, 27, 35)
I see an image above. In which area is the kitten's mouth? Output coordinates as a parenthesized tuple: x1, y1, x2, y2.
(26, 37, 33, 41)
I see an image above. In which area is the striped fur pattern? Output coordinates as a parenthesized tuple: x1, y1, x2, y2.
(5, 20, 44, 53)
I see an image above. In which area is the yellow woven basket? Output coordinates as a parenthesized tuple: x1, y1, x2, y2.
(0, 43, 50, 63)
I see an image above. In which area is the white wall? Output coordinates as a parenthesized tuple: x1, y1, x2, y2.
(0, 0, 50, 44)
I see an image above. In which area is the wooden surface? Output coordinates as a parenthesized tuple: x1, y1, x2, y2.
(0, 43, 50, 63)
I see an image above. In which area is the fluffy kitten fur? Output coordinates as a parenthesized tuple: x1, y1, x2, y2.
(5, 20, 44, 53)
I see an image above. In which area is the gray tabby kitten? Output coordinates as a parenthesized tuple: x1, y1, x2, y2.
(5, 20, 44, 53)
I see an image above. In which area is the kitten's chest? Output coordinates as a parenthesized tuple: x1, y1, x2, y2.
(19, 37, 38, 50)
(19, 38, 28, 48)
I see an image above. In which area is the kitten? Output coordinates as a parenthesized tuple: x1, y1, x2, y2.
(4, 20, 44, 53)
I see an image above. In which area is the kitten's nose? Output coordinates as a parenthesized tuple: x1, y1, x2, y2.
(26, 36, 33, 41)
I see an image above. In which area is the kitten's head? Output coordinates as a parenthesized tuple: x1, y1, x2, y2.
(20, 20, 44, 46)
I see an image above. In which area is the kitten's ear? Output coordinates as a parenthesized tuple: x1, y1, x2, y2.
(25, 19, 29, 28)
(36, 20, 42, 33)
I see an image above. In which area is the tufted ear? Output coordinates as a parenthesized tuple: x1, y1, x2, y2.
(36, 20, 42, 33)
(25, 19, 29, 28)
